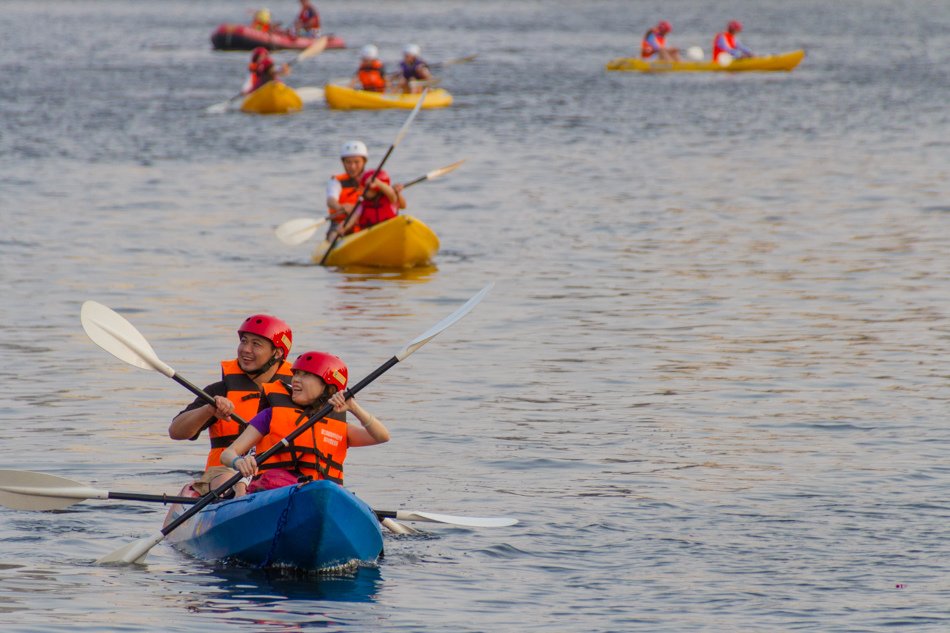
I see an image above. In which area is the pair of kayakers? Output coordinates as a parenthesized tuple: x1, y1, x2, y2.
(641, 20, 754, 64)
(350, 43, 433, 94)
(325, 139, 407, 240)
(169, 316, 389, 497)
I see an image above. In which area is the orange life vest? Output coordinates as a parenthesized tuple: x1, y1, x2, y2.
(256, 404, 349, 484)
(641, 30, 665, 59)
(205, 358, 294, 469)
(251, 20, 271, 33)
(358, 59, 386, 92)
(329, 173, 362, 223)
(712, 32, 737, 62)
(357, 193, 397, 230)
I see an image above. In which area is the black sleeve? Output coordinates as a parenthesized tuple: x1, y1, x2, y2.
(176, 381, 228, 440)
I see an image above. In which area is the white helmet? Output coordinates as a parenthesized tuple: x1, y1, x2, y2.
(360, 44, 379, 60)
(403, 43, 421, 57)
(340, 140, 368, 159)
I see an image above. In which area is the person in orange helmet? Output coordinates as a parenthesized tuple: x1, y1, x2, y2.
(169, 315, 295, 497)
(220, 351, 390, 496)
(641, 20, 681, 62)
(712, 20, 754, 64)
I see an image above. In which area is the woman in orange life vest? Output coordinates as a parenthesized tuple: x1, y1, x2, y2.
(641, 20, 681, 62)
(220, 351, 390, 495)
(349, 44, 387, 93)
(168, 315, 294, 496)
(245, 47, 291, 94)
(251, 8, 272, 33)
(337, 169, 407, 236)
(293, 0, 320, 37)
(325, 139, 368, 232)
(712, 20, 754, 64)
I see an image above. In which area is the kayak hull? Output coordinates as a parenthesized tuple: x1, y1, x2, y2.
(324, 83, 453, 110)
(606, 49, 805, 73)
(211, 24, 345, 51)
(315, 215, 440, 268)
(241, 82, 303, 114)
(163, 481, 383, 571)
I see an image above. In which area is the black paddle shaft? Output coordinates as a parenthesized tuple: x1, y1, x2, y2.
(160, 355, 400, 536)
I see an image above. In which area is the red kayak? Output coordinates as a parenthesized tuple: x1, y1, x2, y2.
(211, 24, 346, 51)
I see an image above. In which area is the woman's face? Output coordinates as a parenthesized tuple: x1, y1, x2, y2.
(291, 370, 327, 405)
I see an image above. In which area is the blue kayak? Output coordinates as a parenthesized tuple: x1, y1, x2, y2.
(163, 480, 384, 571)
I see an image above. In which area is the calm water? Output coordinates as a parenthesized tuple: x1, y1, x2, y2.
(2, 0, 950, 630)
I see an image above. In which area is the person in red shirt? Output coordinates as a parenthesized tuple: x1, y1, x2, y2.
(294, 0, 320, 37)
(337, 169, 406, 236)
(245, 47, 290, 93)
(641, 20, 681, 62)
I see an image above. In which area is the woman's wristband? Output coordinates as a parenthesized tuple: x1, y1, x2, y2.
(229, 455, 244, 469)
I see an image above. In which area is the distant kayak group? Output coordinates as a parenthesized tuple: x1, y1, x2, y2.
(607, 19, 805, 73)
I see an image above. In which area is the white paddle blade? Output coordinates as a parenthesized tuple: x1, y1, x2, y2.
(380, 518, 422, 535)
(425, 159, 465, 182)
(275, 217, 327, 246)
(0, 470, 106, 511)
(96, 531, 164, 565)
(717, 52, 734, 67)
(81, 301, 176, 377)
(686, 46, 704, 61)
(394, 511, 518, 528)
(294, 36, 329, 63)
(396, 283, 494, 361)
(205, 100, 230, 114)
(295, 86, 325, 104)
(392, 88, 428, 148)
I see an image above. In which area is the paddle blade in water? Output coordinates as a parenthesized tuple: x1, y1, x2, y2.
(96, 532, 164, 565)
(394, 510, 518, 528)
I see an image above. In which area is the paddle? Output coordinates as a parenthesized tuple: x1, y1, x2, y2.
(275, 159, 465, 246)
(81, 301, 250, 426)
(0, 470, 517, 527)
(96, 283, 494, 564)
(429, 54, 477, 70)
(317, 89, 429, 264)
(205, 36, 329, 113)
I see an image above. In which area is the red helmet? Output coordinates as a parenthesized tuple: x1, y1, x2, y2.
(728, 20, 743, 32)
(251, 46, 269, 61)
(292, 351, 348, 392)
(361, 169, 390, 186)
(238, 315, 292, 359)
(657, 20, 672, 35)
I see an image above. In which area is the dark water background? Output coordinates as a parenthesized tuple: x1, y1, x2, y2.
(2, 0, 950, 630)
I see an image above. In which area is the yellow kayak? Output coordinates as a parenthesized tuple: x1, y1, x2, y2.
(313, 215, 439, 268)
(324, 83, 453, 110)
(605, 49, 805, 73)
(241, 82, 303, 114)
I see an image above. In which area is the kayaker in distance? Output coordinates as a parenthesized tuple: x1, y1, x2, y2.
(168, 315, 295, 497)
(326, 140, 369, 235)
(641, 20, 681, 62)
(394, 44, 432, 93)
(293, 0, 320, 37)
(251, 8, 273, 32)
(712, 20, 754, 64)
(349, 44, 387, 92)
(333, 169, 406, 239)
(245, 47, 290, 93)
(220, 351, 390, 495)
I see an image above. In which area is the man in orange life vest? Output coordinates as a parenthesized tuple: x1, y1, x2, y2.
(245, 47, 290, 93)
(337, 169, 407, 236)
(221, 351, 390, 495)
(349, 44, 387, 92)
(641, 20, 681, 62)
(712, 20, 754, 64)
(168, 315, 294, 495)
